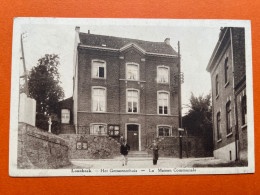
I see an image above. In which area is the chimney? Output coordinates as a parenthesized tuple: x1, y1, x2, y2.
(88, 30, 90, 34)
(164, 38, 170, 45)
(75, 26, 80, 33)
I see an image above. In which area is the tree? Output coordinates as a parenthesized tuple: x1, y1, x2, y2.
(28, 54, 64, 130)
(182, 93, 213, 155)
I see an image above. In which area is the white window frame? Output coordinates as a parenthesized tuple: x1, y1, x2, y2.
(91, 86, 107, 112)
(157, 125, 172, 137)
(126, 88, 140, 113)
(90, 123, 107, 136)
(61, 109, 70, 124)
(91, 59, 106, 79)
(157, 65, 170, 84)
(157, 91, 170, 115)
(126, 62, 139, 80)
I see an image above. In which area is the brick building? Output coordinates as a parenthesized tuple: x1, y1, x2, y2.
(61, 26, 181, 153)
(206, 27, 247, 161)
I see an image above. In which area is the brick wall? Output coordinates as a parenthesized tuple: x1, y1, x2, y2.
(59, 134, 121, 159)
(211, 44, 236, 150)
(236, 84, 247, 161)
(18, 123, 71, 169)
(147, 136, 210, 158)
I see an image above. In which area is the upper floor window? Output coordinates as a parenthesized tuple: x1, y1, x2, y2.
(158, 91, 170, 115)
(226, 101, 232, 134)
(216, 75, 219, 96)
(127, 89, 139, 113)
(158, 126, 172, 137)
(92, 87, 106, 112)
(216, 112, 221, 140)
(126, 63, 139, 80)
(242, 95, 247, 125)
(92, 60, 106, 79)
(224, 57, 229, 84)
(157, 66, 169, 83)
(90, 124, 107, 136)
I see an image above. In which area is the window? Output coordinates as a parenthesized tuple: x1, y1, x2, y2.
(90, 124, 107, 135)
(127, 89, 139, 113)
(92, 87, 106, 112)
(158, 91, 169, 115)
(126, 63, 139, 80)
(158, 126, 171, 137)
(92, 60, 106, 79)
(61, 109, 70, 124)
(108, 125, 120, 137)
(216, 112, 221, 140)
(242, 95, 247, 125)
(224, 57, 229, 84)
(216, 75, 219, 96)
(157, 66, 169, 83)
(226, 101, 232, 134)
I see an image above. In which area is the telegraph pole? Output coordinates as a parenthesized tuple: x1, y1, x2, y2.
(20, 33, 28, 95)
(178, 41, 183, 159)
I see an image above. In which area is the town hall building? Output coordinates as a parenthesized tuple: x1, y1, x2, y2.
(69, 26, 182, 152)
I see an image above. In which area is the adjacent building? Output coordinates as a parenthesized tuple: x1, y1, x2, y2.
(206, 27, 247, 161)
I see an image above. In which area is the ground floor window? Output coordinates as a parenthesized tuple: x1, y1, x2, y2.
(108, 125, 120, 137)
(90, 124, 107, 135)
(158, 126, 171, 137)
(61, 109, 70, 124)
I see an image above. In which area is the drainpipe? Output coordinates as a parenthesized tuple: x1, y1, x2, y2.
(230, 28, 239, 161)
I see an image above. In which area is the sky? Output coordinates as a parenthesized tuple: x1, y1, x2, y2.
(20, 20, 222, 115)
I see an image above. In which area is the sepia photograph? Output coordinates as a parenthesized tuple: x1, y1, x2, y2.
(9, 18, 254, 176)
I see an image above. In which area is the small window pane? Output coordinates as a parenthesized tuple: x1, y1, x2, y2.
(99, 67, 104, 78)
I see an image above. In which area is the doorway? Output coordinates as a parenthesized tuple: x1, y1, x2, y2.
(127, 124, 139, 151)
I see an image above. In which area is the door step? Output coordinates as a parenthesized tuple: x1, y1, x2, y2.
(128, 151, 150, 158)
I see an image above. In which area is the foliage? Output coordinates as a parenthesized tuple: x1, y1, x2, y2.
(183, 93, 212, 135)
(182, 93, 213, 155)
(28, 54, 64, 130)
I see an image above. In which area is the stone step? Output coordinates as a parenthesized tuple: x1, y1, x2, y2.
(128, 151, 150, 157)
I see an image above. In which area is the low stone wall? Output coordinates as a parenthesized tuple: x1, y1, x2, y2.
(147, 136, 211, 158)
(59, 134, 121, 159)
(18, 123, 71, 169)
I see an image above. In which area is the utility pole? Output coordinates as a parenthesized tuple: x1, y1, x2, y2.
(178, 41, 183, 159)
(20, 33, 29, 95)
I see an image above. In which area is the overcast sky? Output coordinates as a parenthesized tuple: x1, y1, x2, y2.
(20, 21, 221, 115)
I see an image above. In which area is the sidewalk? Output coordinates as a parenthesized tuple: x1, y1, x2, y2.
(69, 157, 225, 169)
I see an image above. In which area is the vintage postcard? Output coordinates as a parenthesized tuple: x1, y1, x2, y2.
(9, 18, 254, 176)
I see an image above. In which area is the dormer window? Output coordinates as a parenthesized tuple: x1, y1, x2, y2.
(126, 63, 139, 80)
(92, 60, 106, 79)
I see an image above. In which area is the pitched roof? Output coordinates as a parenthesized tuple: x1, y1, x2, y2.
(79, 32, 178, 56)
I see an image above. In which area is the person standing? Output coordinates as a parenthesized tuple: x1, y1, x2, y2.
(120, 140, 130, 166)
(149, 139, 159, 165)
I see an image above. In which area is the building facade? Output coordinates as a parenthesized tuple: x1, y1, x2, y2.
(70, 27, 181, 152)
(206, 27, 247, 161)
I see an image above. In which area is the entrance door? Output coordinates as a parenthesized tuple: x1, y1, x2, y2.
(127, 124, 139, 151)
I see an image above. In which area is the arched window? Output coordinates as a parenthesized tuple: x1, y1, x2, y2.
(127, 89, 139, 113)
(226, 101, 232, 134)
(241, 95, 247, 125)
(216, 74, 219, 96)
(126, 63, 139, 80)
(157, 66, 169, 83)
(92, 87, 106, 112)
(158, 91, 170, 115)
(92, 60, 106, 79)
